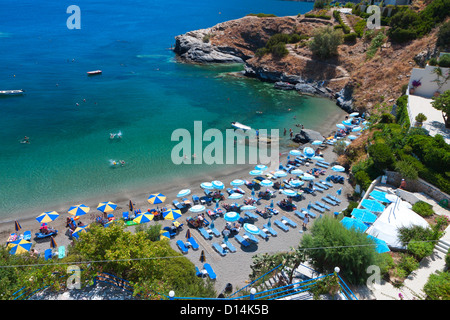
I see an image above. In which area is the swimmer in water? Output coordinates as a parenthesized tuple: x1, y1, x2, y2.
(120, 160, 125, 166)
(110, 133, 116, 139)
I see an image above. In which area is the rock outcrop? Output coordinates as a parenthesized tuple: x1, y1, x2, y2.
(292, 129, 324, 144)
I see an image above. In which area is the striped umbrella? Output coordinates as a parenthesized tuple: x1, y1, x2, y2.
(160, 230, 170, 241)
(282, 189, 297, 197)
(14, 221, 22, 232)
(241, 205, 256, 211)
(189, 205, 205, 213)
(255, 164, 268, 171)
(303, 147, 315, 158)
(260, 179, 273, 187)
(36, 211, 60, 224)
(311, 140, 323, 145)
(8, 239, 32, 255)
(211, 180, 225, 190)
(249, 170, 263, 176)
(230, 179, 245, 187)
(289, 149, 302, 156)
(147, 193, 166, 204)
(50, 236, 57, 249)
(199, 250, 206, 263)
(229, 193, 243, 199)
(72, 225, 89, 239)
(336, 123, 346, 129)
(133, 213, 154, 224)
(163, 209, 182, 220)
(274, 170, 287, 178)
(301, 173, 315, 181)
(291, 169, 304, 175)
(97, 201, 117, 213)
(331, 165, 345, 172)
(177, 189, 191, 198)
(200, 182, 214, 190)
(289, 179, 304, 187)
(224, 211, 240, 222)
(352, 126, 362, 132)
(243, 223, 260, 235)
(68, 204, 90, 217)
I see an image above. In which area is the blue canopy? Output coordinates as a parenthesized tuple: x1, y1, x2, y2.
(361, 199, 386, 213)
(351, 208, 377, 224)
(369, 190, 389, 203)
(367, 235, 390, 253)
(341, 217, 368, 232)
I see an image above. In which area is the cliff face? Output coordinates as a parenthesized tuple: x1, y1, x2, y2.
(173, 13, 439, 113)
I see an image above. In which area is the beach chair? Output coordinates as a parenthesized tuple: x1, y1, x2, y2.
(198, 227, 212, 240)
(244, 211, 258, 220)
(244, 232, 259, 244)
(195, 266, 204, 277)
(44, 249, 53, 261)
(234, 234, 250, 247)
(203, 263, 216, 280)
(316, 162, 329, 169)
(172, 200, 184, 210)
(187, 237, 199, 250)
(212, 242, 227, 256)
(316, 182, 328, 190)
(316, 201, 330, 211)
(321, 180, 333, 188)
(258, 229, 269, 240)
(209, 226, 221, 237)
(182, 198, 192, 207)
(58, 246, 66, 259)
(226, 188, 234, 195)
(301, 208, 317, 218)
(294, 210, 305, 219)
(322, 197, 337, 206)
(23, 231, 31, 241)
(192, 195, 200, 205)
(327, 194, 341, 203)
(274, 220, 289, 232)
(309, 203, 325, 213)
(176, 240, 189, 254)
(263, 224, 278, 236)
(281, 216, 297, 228)
(313, 185, 324, 192)
(223, 239, 237, 253)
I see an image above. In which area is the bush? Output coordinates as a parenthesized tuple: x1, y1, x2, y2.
(247, 13, 277, 18)
(343, 32, 358, 43)
(423, 271, 450, 300)
(354, 170, 372, 191)
(380, 113, 395, 124)
(415, 113, 427, 123)
(270, 42, 289, 59)
(368, 143, 395, 170)
(353, 19, 366, 38)
(395, 160, 419, 180)
(438, 54, 450, 68)
(411, 201, 435, 217)
(437, 21, 450, 50)
(309, 26, 343, 59)
(398, 254, 420, 274)
(366, 32, 387, 59)
(407, 240, 435, 260)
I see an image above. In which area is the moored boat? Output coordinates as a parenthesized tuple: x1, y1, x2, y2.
(0, 89, 24, 96)
(231, 121, 251, 132)
(87, 70, 102, 75)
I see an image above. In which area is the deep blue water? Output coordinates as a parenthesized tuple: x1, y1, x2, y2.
(0, 0, 345, 219)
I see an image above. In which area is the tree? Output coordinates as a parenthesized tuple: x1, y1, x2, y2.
(437, 21, 450, 50)
(368, 143, 395, 170)
(308, 26, 343, 59)
(431, 90, 450, 128)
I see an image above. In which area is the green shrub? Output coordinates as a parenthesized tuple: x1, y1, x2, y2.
(309, 26, 343, 59)
(247, 13, 277, 18)
(407, 240, 435, 260)
(354, 170, 372, 191)
(398, 254, 420, 274)
(366, 32, 387, 59)
(380, 113, 395, 123)
(270, 42, 289, 59)
(395, 160, 419, 180)
(423, 271, 450, 300)
(438, 54, 450, 68)
(412, 201, 435, 217)
(368, 143, 395, 170)
(343, 32, 358, 43)
(353, 19, 366, 38)
(437, 21, 450, 50)
(304, 13, 332, 20)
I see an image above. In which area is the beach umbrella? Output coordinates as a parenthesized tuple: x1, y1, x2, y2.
(223, 229, 230, 242)
(68, 204, 90, 217)
(177, 189, 191, 198)
(147, 193, 166, 204)
(282, 189, 297, 197)
(301, 173, 315, 181)
(289, 149, 302, 156)
(351, 208, 378, 224)
(267, 217, 272, 227)
(312, 156, 324, 161)
(211, 180, 225, 190)
(229, 193, 243, 199)
(331, 165, 345, 172)
(97, 201, 117, 213)
(249, 170, 263, 176)
(224, 211, 240, 222)
(189, 205, 206, 213)
(72, 225, 89, 239)
(349, 112, 360, 117)
(336, 188, 342, 196)
(311, 140, 323, 146)
(255, 164, 268, 171)
(352, 126, 362, 132)
(361, 199, 386, 213)
(185, 229, 191, 239)
(50, 236, 57, 249)
(230, 179, 245, 187)
(200, 182, 214, 190)
(291, 169, 304, 175)
(160, 230, 170, 241)
(303, 147, 315, 158)
(243, 223, 260, 235)
(14, 220, 22, 232)
(274, 170, 287, 178)
(367, 235, 390, 253)
(348, 135, 357, 141)
(270, 199, 274, 208)
(133, 213, 154, 224)
(260, 179, 273, 187)
(36, 211, 59, 223)
(290, 179, 304, 187)
(163, 209, 182, 220)
(341, 217, 368, 233)
(241, 205, 256, 211)
(7, 239, 32, 255)
(199, 250, 206, 263)
(336, 123, 346, 129)
(342, 119, 353, 126)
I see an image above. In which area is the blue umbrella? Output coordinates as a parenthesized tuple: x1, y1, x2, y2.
(241, 205, 256, 211)
(201, 182, 214, 190)
(351, 208, 378, 224)
(336, 188, 342, 196)
(289, 149, 302, 156)
(291, 169, 304, 175)
(255, 164, 268, 171)
(177, 189, 191, 197)
(336, 123, 346, 129)
(212, 180, 225, 190)
(249, 170, 263, 176)
(331, 165, 345, 172)
(311, 140, 323, 145)
(361, 199, 386, 213)
(312, 156, 324, 161)
(230, 179, 245, 187)
(301, 173, 315, 181)
(189, 205, 206, 213)
(243, 223, 260, 235)
(352, 126, 362, 132)
(303, 147, 315, 158)
(367, 235, 390, 253)
(342, 119, 353, 126)
(282, 189, 297, 197)
(341, 217, 368, 232)
(348, 135, 357, 140)
(224, 211, 240, 222)
(289, 179, 304, 187)
(229, 193, 243, 199)
(260, 179, 273, 187)
(274, 170, 287, 178)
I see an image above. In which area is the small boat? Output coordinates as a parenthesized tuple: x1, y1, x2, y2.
(87, 70, 102, 75)
(0, 89, 24, 96)
(231, 121, 251, 132)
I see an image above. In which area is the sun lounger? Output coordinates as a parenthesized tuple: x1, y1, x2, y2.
(244, 232, 259, 244)
(223, 239, 237, 253)
(182, 198, 191, 207)
(258, 229, 269, 240)
(327, 194, 341, 203)
(212, 242, 227, 256)
(172, 200, 184, 210)
(244, 211, 258, 220)
(313, 186, 324, 192)
(192, 195, 200, 205)
(195, 266, 204, 277)
(294, 210, 305, 219)
(301, 208, 317, 218)
(58, 246, 66, 259)
(281, 216, 297, 228)
(176, 240, 189, 254)
(23, 231, 31, 241)
(187, 237, 199, 250)
(203, 263, 216, 280)
(263, 224, 278, 236)
(309, 203, 325, 213)
(316, 201, 330, 211)
(44, 249, 53, 261)
(209, 226, 221, 237)
(274, 220, 289, 232)
(316, 162, 329, 169)
(322, 197, 337, 206)
(316, 182, 328, 190)
(318, 160, 330, 165)
(321, 180, 333, 188)
(198, 227, 212, 240)
(234, 234, 251, 247)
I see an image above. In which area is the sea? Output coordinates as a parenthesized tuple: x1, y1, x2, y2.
(0, 0, 346, 220)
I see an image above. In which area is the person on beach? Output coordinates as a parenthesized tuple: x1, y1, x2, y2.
(303, 214, 309, 229)
(399, 179, 406, 190)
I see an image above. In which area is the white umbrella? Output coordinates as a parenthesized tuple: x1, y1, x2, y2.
(211, 180, 225, 189)
(255, 164, 268, 171)
(289, 149, 302, 156)
(331, 165, 345, 172)
(311, 140, 323, 145)
(274, 170, 287, 178)
(301, 173, 315, 181)
(312, 156, 324, 161)
(241, 205, 256, 211)
(352, 126, 362, 132)
(230, 179, 245, 187)
(349, 112, 360, 117)
(303, 147, 315, 158)
(200, 182, 214, 189)
(189, 205, 206, 213)
(342, 120, 353, 126)
(249, 170, 263, 176)
(289, 179, 304, 187)
(282, 189, 297, 197)
(336, 124, 346, 129)
(291, 169, 304, 175)
(243, 223, 260, 235)
(260, 179, 273, 187)
(177, 189, 191, 197)
(229, 193, 243, 199)
(348, 135, 357, 140)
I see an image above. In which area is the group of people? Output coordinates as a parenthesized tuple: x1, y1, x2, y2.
(66, 217, 85, 232)
(39, 223, 56, 235)
(224, 221, 241, 234)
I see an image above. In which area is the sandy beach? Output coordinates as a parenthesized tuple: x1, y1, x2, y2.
(1, 109, 353, 296)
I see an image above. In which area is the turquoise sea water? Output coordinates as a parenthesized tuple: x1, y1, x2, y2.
(0, 0, 345, 220)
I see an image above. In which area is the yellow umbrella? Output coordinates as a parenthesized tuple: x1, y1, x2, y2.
(133, 213, 154, 224)
(147, 193, 166, 204)
(36, 211, 60, 223)
(97, 201, 117, 213)
(163, 209, 182, 220)
(68, 204, 90, 216)
(160, 230, 170, 241)
(8, 239, 32, 255)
